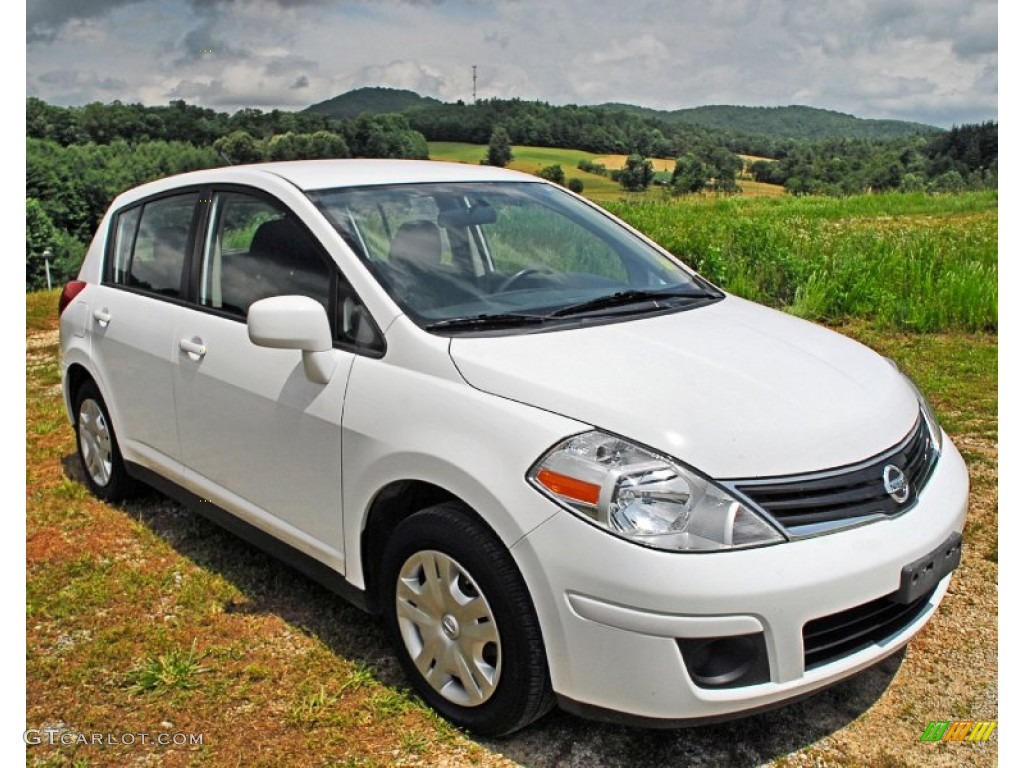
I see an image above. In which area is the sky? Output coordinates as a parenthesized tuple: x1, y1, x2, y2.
(25, 0, 997, 128)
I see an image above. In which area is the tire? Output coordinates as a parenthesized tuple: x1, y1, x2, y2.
(380, 502, 554, 735)
(73, 380, 137, 502)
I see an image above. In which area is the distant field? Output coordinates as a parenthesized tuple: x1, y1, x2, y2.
(592, 154, 676, 173)
(736, 179, 786, 197)
(427, 142, 787, 200)
(428, 142, 631, 200)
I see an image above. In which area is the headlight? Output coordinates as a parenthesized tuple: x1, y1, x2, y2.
(528, 431, 785, 552)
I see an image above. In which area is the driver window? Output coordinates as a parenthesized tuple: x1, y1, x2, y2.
(200, 192, 331, 317)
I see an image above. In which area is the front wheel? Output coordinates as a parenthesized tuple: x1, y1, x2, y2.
(380, 502, 553, 735)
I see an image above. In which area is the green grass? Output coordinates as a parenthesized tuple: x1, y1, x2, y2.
(128, 640, 209, 694)
(604, 191, 997, 332)
(27, 288, 61, 330)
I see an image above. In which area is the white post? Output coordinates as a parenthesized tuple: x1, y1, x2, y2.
(43, 249, 53, 291)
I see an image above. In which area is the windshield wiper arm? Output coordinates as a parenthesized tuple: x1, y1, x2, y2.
(424, 312, 548, 332)
(547, 288, 714, 318)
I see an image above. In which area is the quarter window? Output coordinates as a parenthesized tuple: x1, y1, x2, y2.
(110, 207, 141, 284)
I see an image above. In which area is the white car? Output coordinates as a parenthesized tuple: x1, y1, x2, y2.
(58, 160, 968, 735)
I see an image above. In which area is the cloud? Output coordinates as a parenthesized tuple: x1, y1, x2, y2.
(173, 26, 250, 65)
(27, 0, 145, 42)
(38, 69, 128, 92)
(25, 0, 998, 127)
(483, 30, 509, 49)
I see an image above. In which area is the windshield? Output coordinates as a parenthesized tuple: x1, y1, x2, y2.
(308, 181, 718, 331)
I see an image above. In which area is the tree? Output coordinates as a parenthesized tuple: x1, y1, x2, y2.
(617, 154, 654, 192)
(567, 178, 585, 194)
(27, 198, 59, 290)
(214, 131, 263, 164)
(671, 156, 708, 195)
(348, 114, 428, 159)
(537, 164, 565, 185)
(930, 169, 965, 193)
(266, 132, 306, 161)
(306, 130, 350, 159)
(485, 126, 513, 167)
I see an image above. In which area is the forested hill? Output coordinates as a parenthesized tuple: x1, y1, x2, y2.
(596, 103, 939, 141)
(306, 87, 442, 120)
(305, 88, 939, 142)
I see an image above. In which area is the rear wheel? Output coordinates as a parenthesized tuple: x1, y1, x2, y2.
(380, 502, 553, 735)
(74, 381, 137, 502)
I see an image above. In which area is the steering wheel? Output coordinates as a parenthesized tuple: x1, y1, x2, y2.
(497, 267, 551, 292)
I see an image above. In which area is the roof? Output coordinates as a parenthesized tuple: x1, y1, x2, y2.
(258, 159, 537, 190)
(111, 160, 541, 208)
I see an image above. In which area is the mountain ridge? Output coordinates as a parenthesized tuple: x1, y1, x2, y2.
(306, 87, 940, 141)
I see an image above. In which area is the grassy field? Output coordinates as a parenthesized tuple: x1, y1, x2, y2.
(606, 191, 997, 332)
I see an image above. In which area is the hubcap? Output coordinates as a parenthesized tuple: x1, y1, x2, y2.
(395, 550, 501, 707)
(78, 398, 113, 487)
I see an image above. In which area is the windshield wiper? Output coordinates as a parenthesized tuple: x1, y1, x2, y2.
(547, 288, 716, 318)
(424, 312, 548, 332)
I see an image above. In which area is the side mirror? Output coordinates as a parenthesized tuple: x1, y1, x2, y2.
(247, 295, 337, 384)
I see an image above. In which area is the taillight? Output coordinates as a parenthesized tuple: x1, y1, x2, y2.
(58, 281, 87, 317)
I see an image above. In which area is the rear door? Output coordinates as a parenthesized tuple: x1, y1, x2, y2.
(172, 188, 379, 566)
(89, 191, 199, 469)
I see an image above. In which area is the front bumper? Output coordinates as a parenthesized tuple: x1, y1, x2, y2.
(511, 435, 969, 723)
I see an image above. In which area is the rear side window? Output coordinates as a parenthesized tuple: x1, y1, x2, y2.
(199, 191, 332, 317)
(109, 193, 197, 298)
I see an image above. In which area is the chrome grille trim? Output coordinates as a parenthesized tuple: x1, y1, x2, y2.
(725, 412, 939, 538)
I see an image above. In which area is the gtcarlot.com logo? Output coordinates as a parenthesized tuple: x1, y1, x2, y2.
(24, 728, 204, 747)
(920, 720, 996, 742)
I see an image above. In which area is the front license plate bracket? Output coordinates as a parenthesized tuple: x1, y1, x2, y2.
(896, 532, 962, 604)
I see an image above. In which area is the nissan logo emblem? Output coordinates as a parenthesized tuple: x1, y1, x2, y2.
(883, 464, 910, 503)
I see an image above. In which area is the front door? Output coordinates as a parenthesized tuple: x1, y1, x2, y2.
(173, 189, 353, 565)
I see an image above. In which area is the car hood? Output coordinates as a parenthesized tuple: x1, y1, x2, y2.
(448, 296, 919, 479)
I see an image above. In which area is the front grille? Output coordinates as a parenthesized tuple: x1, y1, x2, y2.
(733, 414, 938, 536)
(802, 587, 935, 669)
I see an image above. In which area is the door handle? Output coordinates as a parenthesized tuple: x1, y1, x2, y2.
(93, 308, 111, 326)
(179, 338, 207, 357)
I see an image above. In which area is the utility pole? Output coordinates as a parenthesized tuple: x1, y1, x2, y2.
(472, 65, 477, 104)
